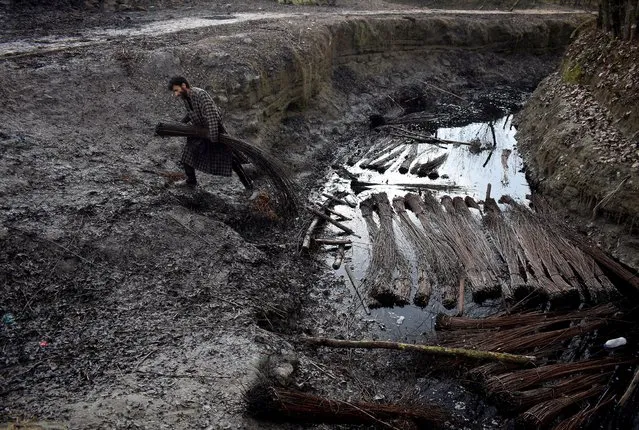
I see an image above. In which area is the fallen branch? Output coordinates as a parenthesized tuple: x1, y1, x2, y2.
(344, 264, 371, 315)
(332, 244, 346, 270)
(322, 192, 356, 208)
(305, 337, 535, 365)
(301, 200, 330, 250)
(307, 206, 360, 238)
(313, 238, 352, 245)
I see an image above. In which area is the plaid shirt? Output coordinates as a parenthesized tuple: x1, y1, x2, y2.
(180, 87, 232, 176)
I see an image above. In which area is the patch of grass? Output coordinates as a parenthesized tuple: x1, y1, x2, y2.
(562, 61, 583, 84)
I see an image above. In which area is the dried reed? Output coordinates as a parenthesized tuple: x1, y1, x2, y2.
(485, 358, 632, 395)
(404, 192, 460, 308)
(436, 303, 617, 331)
(518, 385, 603, 429)
(245, 382, 447, 427)
(360, 193, 411, 307)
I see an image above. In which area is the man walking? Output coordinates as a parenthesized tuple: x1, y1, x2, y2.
(168, 76, 253, 191)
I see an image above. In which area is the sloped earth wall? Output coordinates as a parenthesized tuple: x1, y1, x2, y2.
(515, 26, 639, 269)
(0, 9, 593, 429)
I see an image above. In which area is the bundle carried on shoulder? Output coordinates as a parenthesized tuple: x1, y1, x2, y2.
(155, 122, 299, 217)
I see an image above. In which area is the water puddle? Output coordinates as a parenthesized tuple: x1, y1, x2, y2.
(320, 115, 529, 341)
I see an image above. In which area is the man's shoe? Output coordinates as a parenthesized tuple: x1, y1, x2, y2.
(173, 179, 197, 189)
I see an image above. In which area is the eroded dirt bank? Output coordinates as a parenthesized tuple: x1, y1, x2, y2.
(515, 25, 639, 269)
(0, 2, 603, 429)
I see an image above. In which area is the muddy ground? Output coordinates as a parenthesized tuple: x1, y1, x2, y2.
(0, 1, 636, 429)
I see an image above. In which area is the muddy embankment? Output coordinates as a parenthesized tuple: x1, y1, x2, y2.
(515, 25, 639, 269)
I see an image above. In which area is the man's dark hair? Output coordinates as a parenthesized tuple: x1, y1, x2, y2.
(168, 76, 190, 90)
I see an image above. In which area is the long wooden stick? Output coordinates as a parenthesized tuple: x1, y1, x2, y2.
(332, 245, 346, 270)
(314, 238, 352, 245)
(344, 264, 371, 315)
(302, 201, 330, 250)
(457, 278, 465, 317)
(306, 337, 535, 365)
(324, 207, 352, 221)
(322, 192, 356, 208)
(307, 206, 361, 238)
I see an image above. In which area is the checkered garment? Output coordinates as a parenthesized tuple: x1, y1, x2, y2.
(180, 87, 233, 176)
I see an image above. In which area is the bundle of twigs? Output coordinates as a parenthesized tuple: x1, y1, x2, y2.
(528, 196, 620, 303)
(155, 122, 299, 216)
(482, 197, 530, 300)
(409, 153, 448, 177)
(500, 197, 579, 303)
(466, 362, 515, 385)
(518, 385, 603, 429)
(553, 393, 615, 430)
(404, 192, 460, 308)
(501, 195, 619, 304)
(245, 382, 448, 427)
(442, 319, 607, 357)
(446, 196, 505, 302)
(398, 144, 419, 174)
(436, 303, 617, 331)
(392, 196, 436, 306)
(502, 373, 608, 410)
(363, 144, 407, 173)
(358, 138, 400, 170)
(484, 358, 632, 395)
(360, 194, 411, 307)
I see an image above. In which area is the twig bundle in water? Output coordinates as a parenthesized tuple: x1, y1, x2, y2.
(245, 382, 447, 427)
(392, 196, 436, 306)
(360, 193, 411, 307)
(155, 122, 300, 217)
(404, 192, 460, 308)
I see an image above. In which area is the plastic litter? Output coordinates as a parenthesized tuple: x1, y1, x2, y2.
(604, 337, 627, 349)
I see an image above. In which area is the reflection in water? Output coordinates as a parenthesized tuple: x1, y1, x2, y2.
(321, 116, 529, 341)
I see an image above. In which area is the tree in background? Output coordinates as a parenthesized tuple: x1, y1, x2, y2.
(599, 0, 638, 40)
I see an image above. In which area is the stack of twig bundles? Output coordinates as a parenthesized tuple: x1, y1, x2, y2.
(359, 137, 402, 171)
(501, 196, 619, 304)
(500, 196, 580, 304)
(438, 304, 616, 360)
(446, 196, 505, 302)
(404, 192, 460, 309)
(392, 196, 436, 306)
(360, 193, 411, 307)
(244, 382, 447, 427)
(482, 197, 531, 301)
(155, 122, 300, 216)
(528, 197, 619, 303)
(425, 193, 498, 304)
